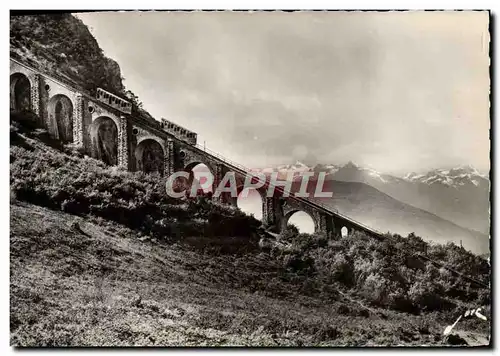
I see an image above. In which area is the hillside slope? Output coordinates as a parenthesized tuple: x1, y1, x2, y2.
(10, 13, 123, 95)
(10, 114, 490, 347)
(10, 202, 490, 346)
(9, 13, 491, 347)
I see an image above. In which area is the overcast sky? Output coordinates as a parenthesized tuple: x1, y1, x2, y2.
(76, 11, 490, 175)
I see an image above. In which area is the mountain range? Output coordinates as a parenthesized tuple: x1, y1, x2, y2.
(252, 161, 490, 254)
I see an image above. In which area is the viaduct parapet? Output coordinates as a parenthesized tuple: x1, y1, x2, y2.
(10, 58, 383, 240)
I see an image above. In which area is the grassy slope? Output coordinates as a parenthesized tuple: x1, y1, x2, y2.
(9, 115, 491, 347)
(9, 13, 490, 347)
(10, 202, 489, 347)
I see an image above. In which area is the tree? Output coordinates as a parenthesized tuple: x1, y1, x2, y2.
(125, 89, 143, 109)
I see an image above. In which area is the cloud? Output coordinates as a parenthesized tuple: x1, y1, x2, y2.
(76, 11, 490, 173)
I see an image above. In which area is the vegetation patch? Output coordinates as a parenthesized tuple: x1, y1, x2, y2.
(10, 112, 491, 346)
(10, 115, 260, 242)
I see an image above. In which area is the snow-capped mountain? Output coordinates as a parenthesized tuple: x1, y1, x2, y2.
(259, 161, 490, 235)
(250, 161, 312, 175)
(276, 160, 311, 174)
(255, 161, 489, 192)
(324, 162, 489, 234)
(251, 161, 320, 181)
(403, 166, 489, 189)
(326, 161, 401, 184)
(312, 163, 341, 175)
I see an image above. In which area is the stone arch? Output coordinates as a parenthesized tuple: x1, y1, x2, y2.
(135, 138, 165, 175)
(183, 157, 216, 179)
(236, 186, 266, 220)
(184, 161, 215, 177)
(47, 94, 73, 143)
(183, 161, 216, 197)
(10, 73, 31, 112)
(90, 116, 118, 166)
(282, 208, 319, 234)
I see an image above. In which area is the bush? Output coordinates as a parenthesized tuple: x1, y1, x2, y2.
(327, 254, 355, 286)
(387, 288, 415, 313)
(408, 280, 456, 312)
(277, 225, 489, 314)
(280, 224, 299, 241)
(281, 251, 315, 275)
(361, 273, 390, 305)
(10, 111, 490, 314)
(10, 137, 260, 241)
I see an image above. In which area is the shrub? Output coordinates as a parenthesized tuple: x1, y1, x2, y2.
(408, 280, 455, 312)
(10, 139, 260, 241)
(280, 224, 299, 242)
(10, 111, 490, 314)
(327, 254, 355, 286)
(277, 222, 489, 314)
(281, 251, 315, 275)
(361, 273, 390, 305)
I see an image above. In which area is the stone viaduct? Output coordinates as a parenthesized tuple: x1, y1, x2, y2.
(10, 58, 382, 239)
